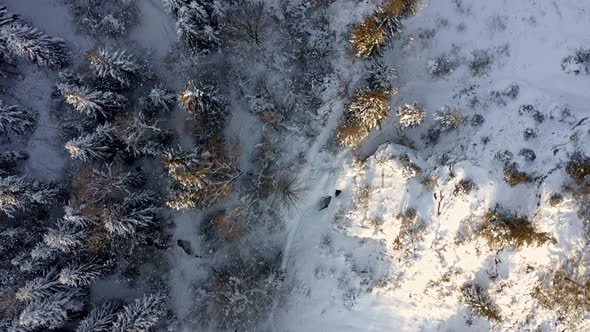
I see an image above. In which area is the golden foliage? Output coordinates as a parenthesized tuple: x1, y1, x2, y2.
(178, 85, 197, 111)
(336, 120, 370, 148)
(379, 0, 419, 18)
(350, 15, 386, 58)
(347, 90, 394, 130)
(503, 162, 530, 187)
(86, 50, 107, 66)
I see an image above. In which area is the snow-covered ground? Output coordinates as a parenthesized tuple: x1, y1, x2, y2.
(273, 1, 590, 331)
(5, 0, 590, 331)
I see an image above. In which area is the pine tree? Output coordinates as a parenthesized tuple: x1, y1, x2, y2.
(88, 164, 144, 202)
(0, 176, 60, 218)
(43, 220, 86, 253)
(336, 120, 370, 148)
(347, 90, 393, 131)
(178, 82, 222, 115)
(163, 149, 240, 210)
(162, 0, 191, 16)
(0, 24, 69, 69)
(111, 293, 165, 332)
(367, 60, 397, 91)
(0, 150, 28, 175)
(58, 259, 105, 287)
(350, 15, 386, 58)
(58, 85, 128, 118)
(17, 290, 80, 330)
(397, 103, 426, 128)
(62, 204, 93, 228)
(76, 302, 119, 332)
(115, 113, 165, 157)
(65, 123, 115, 162)
(15, 271, 63, 303)
(175, 2, 221, 53)
(0, 100, 37, 136)
(145, 84, 176, 112)
(87, 48, 140, 87)
(435, 106, 464, 131)
(0, 6, 18, 29)
(101, 193, 157, 237)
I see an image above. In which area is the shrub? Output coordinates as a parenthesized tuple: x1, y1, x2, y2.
(453, 179, 476, 196)
(460, 283, 502, 322)
(468, 49, 493, 76)
(503, 162, 529, 186)
(565, 153, 590, 185)
(480, 208, 555, 250)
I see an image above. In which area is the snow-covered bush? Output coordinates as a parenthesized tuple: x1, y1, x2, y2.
(502, 162, 529, 186)
(434, 106, 463, 131)
(468, 49, 493, 76)
(562, 48, 590, 75)
(480, 208, 554, 250)
(397, 103, 426, 128)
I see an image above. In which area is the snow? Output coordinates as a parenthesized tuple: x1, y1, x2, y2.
(4, 0, 590, 330)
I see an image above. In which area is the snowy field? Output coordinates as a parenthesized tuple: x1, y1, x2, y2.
(1, 0, 590, 331)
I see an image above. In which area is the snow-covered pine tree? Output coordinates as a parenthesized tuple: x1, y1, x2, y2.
(0, 100, 37, 136)
(87, 48, 140, 87)
(58, 85, 127, 118)
(114, 112, 165, 157)
(347, 90, 393, 131)
(435, 106, 464, 131)
(144, 84, 176, 112)
(336, 120, 370, 148)
(163, 149, 240, 210)
(350, 15, 385, 58)
(15, 271, 63, 303)
(175, 1, 221, 53)
(178, 82, 222, 115)
(0, 175, 60, 218)
(76, 301, 119, 332)
(0, 150, 28, 175)
(0, 24, 69, 69)
(62, 204, 93, 228)
(0, 6, 18, 29)
(367, 60, 397, 91)
(179, 82, 226, 146)
(88, 164, 144, 202)
(101, 192, 157, 237)
(162, 0, 191, 16)
(111, 293, 165, 332)
(17, 289, 82, 330)
(43, 220, 87, 253)
(397, 103, 426, 128)
(58, 259, 105, 287)
(65, 123, 116, 162)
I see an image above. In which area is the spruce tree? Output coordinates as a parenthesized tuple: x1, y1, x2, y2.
(115, 113, 165, 157)
(101, 192, 158, 237)
(111, 293, 165, 332)
(15, 271, 63, 303)
(145, 84, 176, 112)
(0, 24, 69, 69)
(164, 149, 240, 210)
(76, 302, 119, 332)
(58, 85, 127, 118)
(88, 164, 144, 202)
(0, 150, 28, 175)
(87, 48, 140, 87)
(0, 100, 37, 136)
(175, 1, 221, 53)
(65, 123, 116, 162)
(0, 6, 18, 29)
(43, 220, 87, 254)
(0, 175, 60, 218)
(58, 259, 105, 287)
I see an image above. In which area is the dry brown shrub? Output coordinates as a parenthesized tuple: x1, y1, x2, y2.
(481, 209, 555, 250)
